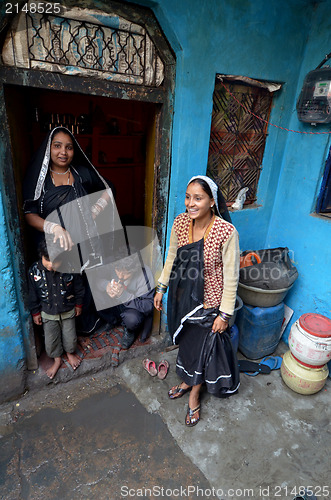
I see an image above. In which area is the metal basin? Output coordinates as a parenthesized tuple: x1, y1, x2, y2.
(238, 282, 293, 307)
(228, 296, 243, 327)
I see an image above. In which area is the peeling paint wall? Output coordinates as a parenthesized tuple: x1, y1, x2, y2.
(0, 195, 26, 401)
(0, 86, 32, 401)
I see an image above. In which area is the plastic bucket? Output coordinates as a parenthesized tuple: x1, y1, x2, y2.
(238, 282, 292, 308)
(229, 324, 239, 352)
(289, 313, 331, 366)
(237, 302, 284, 359)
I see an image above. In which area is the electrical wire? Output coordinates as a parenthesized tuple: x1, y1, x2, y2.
(219, 80, 331, 135)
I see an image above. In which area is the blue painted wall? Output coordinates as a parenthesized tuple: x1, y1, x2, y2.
(143, 0, 312, 224)
(264, 1, 331, 340)
(133, 0, 330, 339)
(0, 0, 330, 400)
(0, 193, 26, 400)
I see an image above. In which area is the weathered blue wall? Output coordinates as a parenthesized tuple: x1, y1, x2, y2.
(0, 192, 26, 400)
(264, 1, 331, 340)
(0, 79, 30, 401)
(133, 0, 330, 339)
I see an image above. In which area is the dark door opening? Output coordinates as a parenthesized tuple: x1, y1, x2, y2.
(4, 84, 158, 360)
(7, 86, 156, 213)
(5, 84, 157, 263)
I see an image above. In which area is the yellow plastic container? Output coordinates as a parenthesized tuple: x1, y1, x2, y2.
(281, 350, 329, 395)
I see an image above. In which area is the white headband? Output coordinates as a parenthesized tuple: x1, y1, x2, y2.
(188, 175, 220, 215)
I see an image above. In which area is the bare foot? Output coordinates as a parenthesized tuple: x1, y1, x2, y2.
(67, 352, 81, 370)
(46, 357, 62, 379)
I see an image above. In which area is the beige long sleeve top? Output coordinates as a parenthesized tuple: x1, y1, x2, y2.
(158, 213, 240, 316)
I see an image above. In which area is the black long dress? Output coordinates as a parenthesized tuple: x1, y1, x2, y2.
(23, 127, 115, 334)
(167, 238, 240, 397)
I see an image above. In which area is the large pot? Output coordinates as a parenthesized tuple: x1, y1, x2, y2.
(239, 247, 298, 290)
(289, 313, 331, 366)
(237, 282, 292, 307)
(281, 350, 329, 395)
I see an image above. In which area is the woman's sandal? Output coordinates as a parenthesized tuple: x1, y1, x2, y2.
(168, 384, 191, 399)
(185, 404, 201, 427)
(142, 358, 157, 376)
(157, 360, 169, 380)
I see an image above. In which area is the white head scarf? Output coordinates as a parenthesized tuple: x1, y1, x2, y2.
(188, 175, 220, 215)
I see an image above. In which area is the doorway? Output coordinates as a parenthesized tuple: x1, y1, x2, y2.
(7, 86, 157, 216)
(5, 84, 158, 261)
(0, 0, 175, 371)
(4, 83, 159, 361)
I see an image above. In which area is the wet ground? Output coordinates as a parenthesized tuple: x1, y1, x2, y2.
(0, 376, 212, 500)
(0, 339, 330, 500)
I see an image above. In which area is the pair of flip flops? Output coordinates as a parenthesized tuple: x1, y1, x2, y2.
(143, 359, 169, 379)
(238, 355, 283, 376)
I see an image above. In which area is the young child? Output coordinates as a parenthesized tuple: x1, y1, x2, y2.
(28, 239, 85, 379)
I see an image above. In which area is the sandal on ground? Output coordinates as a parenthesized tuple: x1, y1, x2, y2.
(185, 404, 201, 427)
(238, 356, 283, 376)
(157, 360, 169, 380)
(142, 358, 157, 376)
(260, 355, 283, 370)
(168, 384, 191, 399)
(238, 359, 271, 376)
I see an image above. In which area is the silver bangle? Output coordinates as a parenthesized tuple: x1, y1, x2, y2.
(44, 221, 59, 234)
(96, 197, 108, 210)
(91, 205, 101, 216)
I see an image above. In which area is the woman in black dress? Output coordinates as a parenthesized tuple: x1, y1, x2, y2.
(23, 127, 115, 333)
(154, 175, 240, 427)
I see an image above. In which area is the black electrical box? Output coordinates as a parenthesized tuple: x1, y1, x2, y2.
(297, 66, 331, 124)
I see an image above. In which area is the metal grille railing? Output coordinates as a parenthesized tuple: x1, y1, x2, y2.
(25, 12, 164, 87)
(207, 80, 272, 205)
